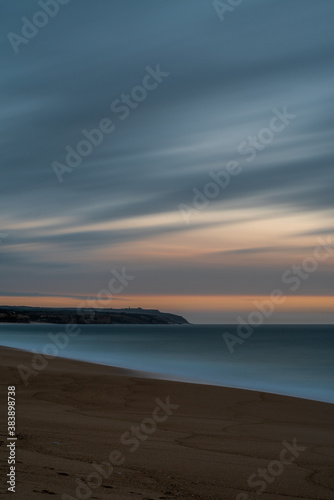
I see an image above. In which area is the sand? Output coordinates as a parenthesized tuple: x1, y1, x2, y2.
(0, 346, 333, 500)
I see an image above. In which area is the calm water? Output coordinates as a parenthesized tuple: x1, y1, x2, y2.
(0, 324, 333, 403)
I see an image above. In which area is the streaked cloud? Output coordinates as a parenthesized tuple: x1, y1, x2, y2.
(1, 0, 334, 322)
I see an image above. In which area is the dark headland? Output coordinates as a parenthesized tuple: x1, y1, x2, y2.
(0, 306, 189, 325)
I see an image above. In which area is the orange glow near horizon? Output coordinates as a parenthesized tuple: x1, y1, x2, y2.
(1, 294, 334, 315)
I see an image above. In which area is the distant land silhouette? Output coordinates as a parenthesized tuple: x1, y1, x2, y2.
(0, 306, 189, 325)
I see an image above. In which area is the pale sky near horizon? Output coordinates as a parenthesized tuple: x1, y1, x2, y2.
(1, 0, 334, 323)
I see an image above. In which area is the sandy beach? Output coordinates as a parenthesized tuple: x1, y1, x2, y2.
(1, 346, 334, 500)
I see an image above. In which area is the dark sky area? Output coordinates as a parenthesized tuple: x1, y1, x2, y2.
(1, 0, 334, 323)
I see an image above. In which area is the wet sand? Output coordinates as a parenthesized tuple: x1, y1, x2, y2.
(1, 346, 334, 500)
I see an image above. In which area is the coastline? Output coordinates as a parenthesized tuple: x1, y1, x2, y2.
(3, 343, 333, 405)
(1, 345, 334, 499)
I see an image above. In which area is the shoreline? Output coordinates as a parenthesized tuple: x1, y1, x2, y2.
(1, 345, 334, 499)
(1, 344, 333, 405)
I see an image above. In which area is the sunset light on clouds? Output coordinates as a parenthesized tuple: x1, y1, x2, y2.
(1, 0, 334, 323)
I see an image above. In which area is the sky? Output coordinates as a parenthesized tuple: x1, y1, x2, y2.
(1, 0, 334, 323)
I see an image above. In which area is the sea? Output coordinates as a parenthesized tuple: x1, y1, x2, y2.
(0, 323, 333, 404)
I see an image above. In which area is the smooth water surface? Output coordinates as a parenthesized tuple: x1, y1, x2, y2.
(0, 324, 333, 403)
